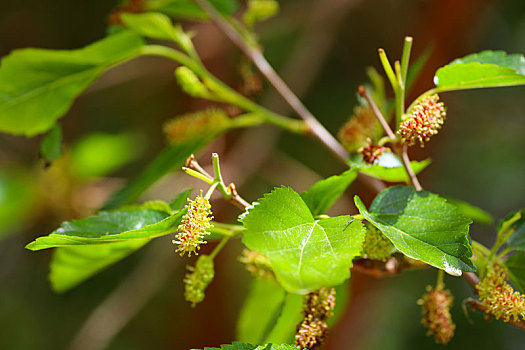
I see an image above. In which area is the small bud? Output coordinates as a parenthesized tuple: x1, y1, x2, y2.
(242, 0, 280, 26)
(184, 255, 215, 307)
(173, 191, 213, 257)
(238, 249, 274, 280)
(361, 222, 394, 261)
(358, 138, 390, 165)
(337, 106, 383, 153)
(418, 285, 455, 344)
(399, 94, 446, 147)
(295, 287, 336, 349)
(476, 264, 525, 322)
(175, 66, 209, 98)
(163, 108, 230, 145)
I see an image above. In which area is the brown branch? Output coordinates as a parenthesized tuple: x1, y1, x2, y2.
(193, 0, 349, 163)
(358, 86, 396, 140)
(352, 254, 428, 277)
(465, 298, 525, 331)
(400, 144, 422, 191)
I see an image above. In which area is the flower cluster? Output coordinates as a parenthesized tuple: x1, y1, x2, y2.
(361, 222, 394, 261)
(338, 106, 383, 153)
(238, 249, 274, 280)
(184, 255, 215, 307)
(175, 66, 209, 98)
(358, 138, 389, 165)
(418, 284, 455, 344)
(399, 94, 446, 147)
(164, 108, 229, 145)
(173, 192, 213, 257)
(295, 287, 336, 349)
(476, 264, 525, 322)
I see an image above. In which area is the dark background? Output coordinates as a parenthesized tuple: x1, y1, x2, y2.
(1, 0, 525, 349)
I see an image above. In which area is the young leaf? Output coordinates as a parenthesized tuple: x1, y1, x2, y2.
(49, 240, 149, 293)
(25, 207, 184, 250)
(237, 279, 287, 344)
(148, 0, 239, 20)
(263, 293, 303, 344)
(503, 210, 525, 251)
(40, 124, 62, 162)
(300, 168, 357, 216)
(197, 342, 298, 350)
(434, 51, 525, 92)
(505, 252, 525, 294)
(354, 186, 475, 275)
(121, 12, 179, 41)
(241, 187, 366, 294)
(0, 31, 144, 136)
(349, 153, 431, 183)
(444, 197, 494, 226)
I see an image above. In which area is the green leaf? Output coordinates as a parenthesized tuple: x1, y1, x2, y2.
(102, 138, 208, 209)
(70, 133, 142, 178)
(505, 252, 525, 294)
(25, 207, 184, 250)
(434, 50, 525, 92)
(504, 210, 525, 251)
(241, 187, 366, 294)
(40, 124, 62, 162)
(300, 169, 357, 216)
(170, 188, 193, 211)
(264, 293, 303, 344)
(0, 31, 144, 136)
(196, 342, 298, 350)
(444, 197, 494, 226)
(49, 240, 149, 292)
(237, 279, 287, 344)
(149, 0, 239, 20)
(121, 12, 179, 41)
(349, 152, 431, 183)
(354, 186, 475, 275)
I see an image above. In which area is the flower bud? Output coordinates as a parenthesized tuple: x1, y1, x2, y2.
(476, 264, 525, 322)
(361, 222, 394, 261)
(164, 108, 230, 145)
(175, 66, 209, 98)
(338, 106, 383, 153)
(173, 191, 213, 257)
(418, 285, 455, 344)
(399, 94, 446, 147)
(358, 138, 390, 165)
(184, 255, 215, 307)
(243, 0, 280, 26)
(238, 249, 274, 280)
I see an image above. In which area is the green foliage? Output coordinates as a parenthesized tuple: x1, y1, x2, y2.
(49, 240, 149, 292)
(505, 252, 525, 294)
(148, 0, 239, 20)
(300, 169, 357, 216)
(40, 124, 62, 162)
(197, 342, 298, 350)
(355, 186, 475, 275)
(121, 12, 180, 41)
(26, 206, 184, 250)
(70, 132, 142, 178)
(444, 197, 494, 226)
(504, 210, 525, 251)
(240, 186, 365, 293)
(434, 50, 525, 92)
(349, 153, 431, 183)
(0, 170, 36, 237)
(0, 31, 144, 136)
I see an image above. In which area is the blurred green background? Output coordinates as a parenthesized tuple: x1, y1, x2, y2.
(1, 0, 525, 349)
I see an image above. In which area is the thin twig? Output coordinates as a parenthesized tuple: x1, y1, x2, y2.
(463, 272, 481, 290)
(358, 86, 396, 140)
(465, 298, 525, 331)
(400, 144, 422, 191)
(193, 0, 349, 162)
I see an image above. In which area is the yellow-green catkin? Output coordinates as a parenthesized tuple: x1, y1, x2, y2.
(399, 94, 446, 147)
(163, 108, 229, 145)
(172, 191, 213, 257)
(174, 66, 209, 98)
(238, 249, 274, 280)
(418, 284, 455, 344)
(337, 106, 383, 153)
(295, 287, 336, 350)
(361, 222, 394, 261)
(476, 264, 525, 322)
(184, 255, 215, 307)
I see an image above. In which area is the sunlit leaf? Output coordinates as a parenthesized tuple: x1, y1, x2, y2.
(40, 124, 62, 162)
